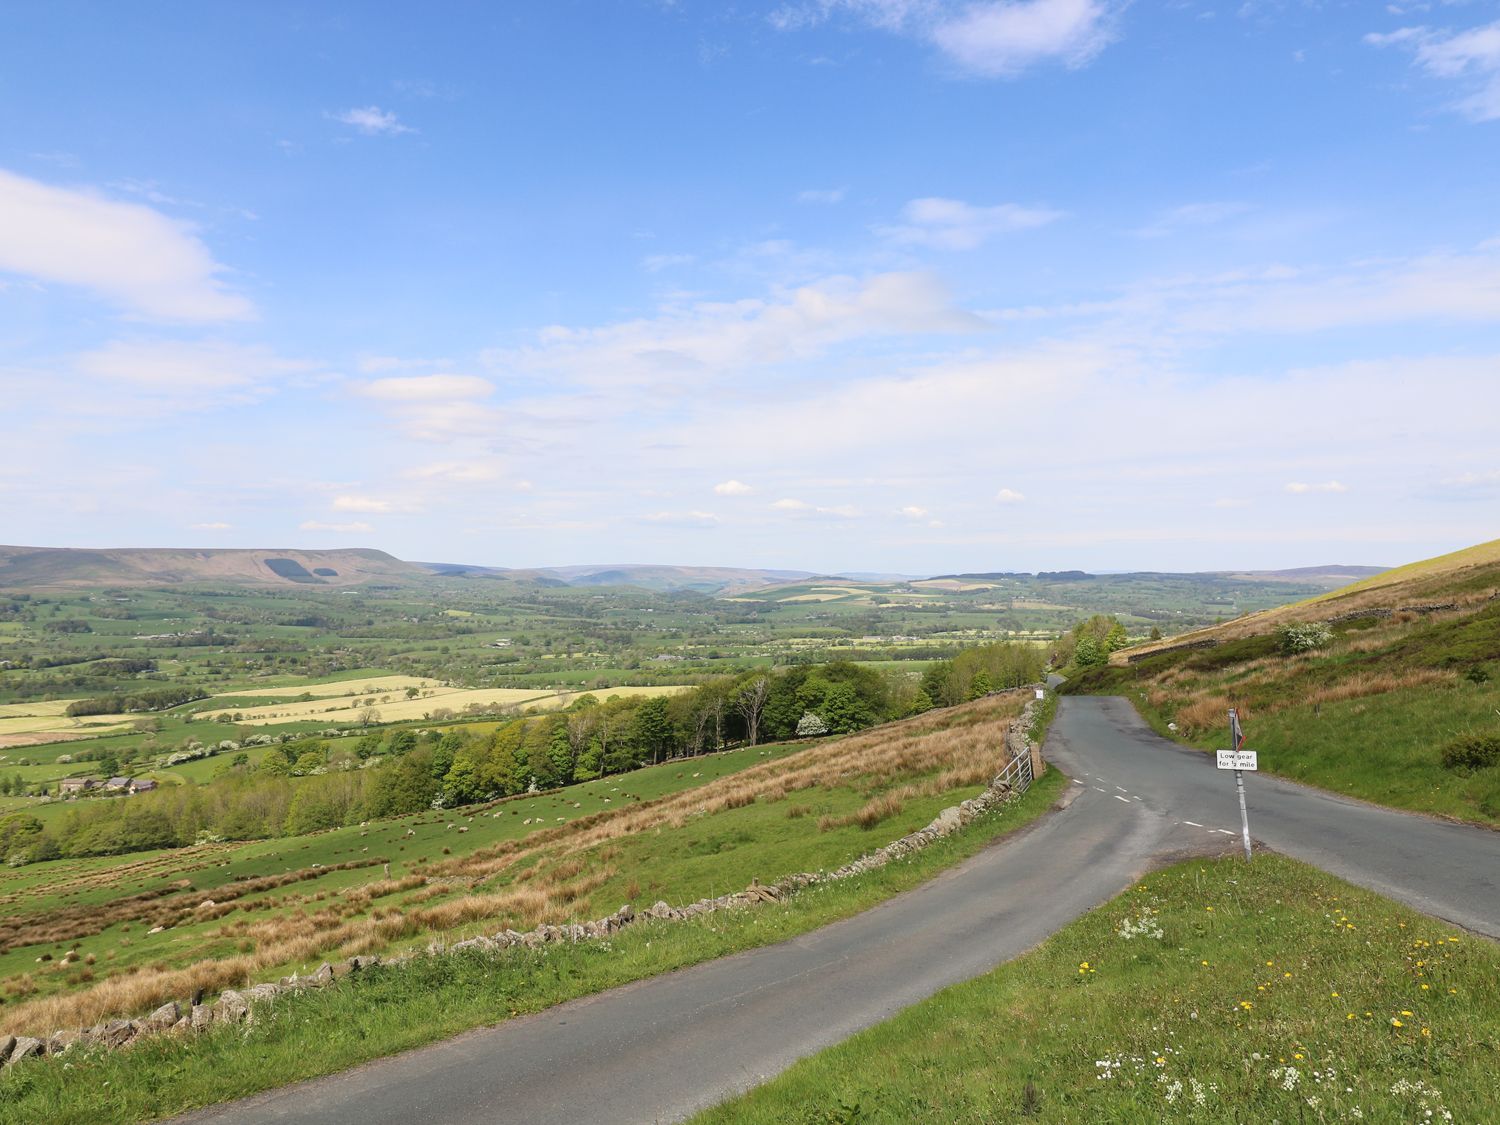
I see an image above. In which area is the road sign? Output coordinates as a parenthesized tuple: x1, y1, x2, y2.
(1227, 708, 1254, 862)
(1217, 749, 1258, 771)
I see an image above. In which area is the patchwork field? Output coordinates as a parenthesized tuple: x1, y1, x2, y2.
(197, 683, 687, 725)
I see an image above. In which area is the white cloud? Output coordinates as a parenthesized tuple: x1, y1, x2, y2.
(1367, 18, 1500, 121)
(772, 497, 861, 519)
(879, 197, 1063, 250)
(190, 521, 232, 530)
(357, 374, 494, 401)
(995, 488, 1026, 503)
(772, 0, 1120, 78)
(930, 0, 1118, 77)
(642, 253, 696, 272)
(0, 168, 252, 321)
(897, 505, 929, 518)
(714, 479, 755, 495)
(404, 460, 505, 484)
(1285, 481, 1348, 494)
(332, 495, 395, 513)
(299, 520, 374, 533)
(331, 106, 415, 136)
(487, 271, 985, 391)
(798, 187, 847, 203)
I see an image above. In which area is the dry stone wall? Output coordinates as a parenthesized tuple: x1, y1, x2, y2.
(0, 689, 1048, 1072)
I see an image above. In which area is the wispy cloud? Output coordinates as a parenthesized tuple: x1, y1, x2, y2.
(995, 488, 1026, 503)
(878, 197, 1063, 250)
(714, 479, 755, 495)
(640, 510, 720, 528)
(1131, 201, 1254, 239)
(0, 168, 252, 321)
(772, 497, 861, 519)
(190, 521, 232, 530)
(798, 187, 847, 204)
(330, 106, 416, 135)
(1285, 481, 1348, 494)
(1367, 18, 1500, 121)
(772, 0, 1122, 78)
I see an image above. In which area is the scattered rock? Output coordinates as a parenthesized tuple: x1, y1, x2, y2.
(5, 1037, 44, 1067)
(145, 1001, 180, 1032)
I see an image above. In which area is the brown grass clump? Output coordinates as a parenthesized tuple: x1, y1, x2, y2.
(819, 792, 905, 832)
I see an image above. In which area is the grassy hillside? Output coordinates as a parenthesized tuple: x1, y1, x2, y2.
(695, 854, 1499, 1124)
(0, 693, 1031, 1039)
(1067, 537, 1500, 823)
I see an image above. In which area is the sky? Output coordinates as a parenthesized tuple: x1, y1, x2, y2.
(2, 0, 1498, 575)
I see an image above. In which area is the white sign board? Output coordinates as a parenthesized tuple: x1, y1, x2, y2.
(1217, 749, 1258, 771)
(1035, 688, 1046, 700)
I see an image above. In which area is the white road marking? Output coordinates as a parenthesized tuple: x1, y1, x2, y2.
(1115, 787, 1128, 793)
(1216, 829, 1235, 835)
(1114, 795, 1131, 803)
(1184, 820, 1203, 827)
(1094, 787, 1108, 793)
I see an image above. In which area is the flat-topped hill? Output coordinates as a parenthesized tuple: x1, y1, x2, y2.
(0, 546, 425, 589)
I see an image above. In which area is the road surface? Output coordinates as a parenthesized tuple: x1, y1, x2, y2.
(179, 697, 1500, 1125)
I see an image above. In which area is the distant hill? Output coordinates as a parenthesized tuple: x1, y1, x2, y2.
(420, 561, 816, 595)
(0, 546, 425, 589)
(1225, 564, 1388, 587)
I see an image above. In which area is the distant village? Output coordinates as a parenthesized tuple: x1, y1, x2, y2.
(56, 775, 158, 796)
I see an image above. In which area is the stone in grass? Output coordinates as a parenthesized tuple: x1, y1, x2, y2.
(99, 1020, 138, 1049)
(0, 1035, 14, 1064)
(6, 1037, 44, 1067)
(145, 1001, 181, 1031)
(213, 991, 250, 1025)
(190, 1004, 215, 1032)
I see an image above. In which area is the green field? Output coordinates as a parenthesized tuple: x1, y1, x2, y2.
(695, 853, 1500, 1124)
(0, 746, 1064, 1125)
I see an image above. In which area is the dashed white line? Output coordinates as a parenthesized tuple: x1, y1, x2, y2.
(1114, 795, 1131, 803)
(1184, 820, 1203, 827)
(1093, 787, 1108, 793)
(1115, 787, 1128, 793)
(1216, 829, 1235, 835)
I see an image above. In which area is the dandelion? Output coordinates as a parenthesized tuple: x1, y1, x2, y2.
(1391, 1018, 1404, 1028)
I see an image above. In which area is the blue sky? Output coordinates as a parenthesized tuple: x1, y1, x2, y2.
(2, 0, 1498, 573)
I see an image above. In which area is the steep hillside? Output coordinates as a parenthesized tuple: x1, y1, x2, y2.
(1065, 536, 1500, 824)
(0, 546, 425, 589)
(1119, 538, 1498, 661)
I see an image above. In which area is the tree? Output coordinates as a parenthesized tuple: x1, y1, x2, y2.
(630, 696, 674, 764)
(735, 677, 770, 746)
(968, 670, 994, 700)
(357, 706, 382, 726)
(795, 711, 829, 737)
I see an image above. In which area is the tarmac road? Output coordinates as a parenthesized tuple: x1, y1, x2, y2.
(180, 696, 1500, 1125)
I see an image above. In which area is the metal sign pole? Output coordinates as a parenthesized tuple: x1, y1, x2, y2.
(1230, 708, 1252, 862)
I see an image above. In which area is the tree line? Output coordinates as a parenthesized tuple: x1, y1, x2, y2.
(6, 644, 1043, 863)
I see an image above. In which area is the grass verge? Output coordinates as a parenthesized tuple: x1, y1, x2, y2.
(693, 852, 1500, 1124)
(0, 771, 1065, 1124)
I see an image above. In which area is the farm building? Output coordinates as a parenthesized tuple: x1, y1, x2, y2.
(58, 777, 99, 794)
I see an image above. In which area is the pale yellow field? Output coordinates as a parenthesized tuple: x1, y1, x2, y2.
(0, 700, 78, 719)
(201, 684, 688, 726)
(0, 714, 131, 737)
(212, 674, 439, 700)
(780, 592, 853, 603)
